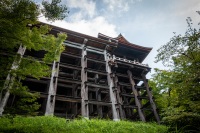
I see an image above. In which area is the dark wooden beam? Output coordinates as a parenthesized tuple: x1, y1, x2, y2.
(141, 74, 160, 123)
(89, 100, 111, 106)
(85, 68, 107, 76)
(56, 95, 81, 102)
(61, 52, 81, 58)
(85, 82, 109, 89)
(58, 78, 81, 84)
(127, 70, 146, 122)
(81, 42, 89, 118)
(59, 63, 81, 70)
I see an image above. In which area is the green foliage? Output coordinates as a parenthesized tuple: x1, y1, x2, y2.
(42, 0, 69, 21)
(163, 113, 200, 133)
(5, 81, 40, 115)
(0, 116, 168, 133)
(151, 12, 200, 133)
(0, 0, 68, 115)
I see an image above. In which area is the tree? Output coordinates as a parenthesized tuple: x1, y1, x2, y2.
(151, 12, 200, 132)
(0, 0, 68, 116)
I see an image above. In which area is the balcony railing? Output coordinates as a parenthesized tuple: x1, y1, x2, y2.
(113, 56, 149, 67)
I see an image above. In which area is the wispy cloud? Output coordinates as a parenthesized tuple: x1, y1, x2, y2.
(40, 16, 118, 37)
(102, 0, 142, 13)
(64, 0, 96, 20)
(39, 0, 119, 37)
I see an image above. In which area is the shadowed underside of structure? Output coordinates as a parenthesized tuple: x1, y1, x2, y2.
(4, 22, 160, 123)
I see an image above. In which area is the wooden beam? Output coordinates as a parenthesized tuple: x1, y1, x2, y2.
(86, 46, 104, 55)
(141, 74, 160, 123)
(61, 52, 81, 59)
(85, 68, 107, 76)
(89, 100, 111, 106)
(57, 83, 73, 88)
(59, 63, 81, 70)
(127, 70, 146, 122)
(94, 74, 103, 118)
(56, 95, 81, 102)
(87, 56, 106, 64)
(121, 93, 134, 97)
(104, 51, 120, 121)
(45, 61, 59, 115)
(118, 82, 131, 87)
(0, 46, 26, 116)
(85, 82, 109, 89)
(115, 73, 143, 81)
(123, 105, 137, 109)
(58, 78, 81, 84)
(114, 76, 125, 119)
(64, 41, 82, 49)
(81, 42, 89, 118)
(25, 78, 49, 84)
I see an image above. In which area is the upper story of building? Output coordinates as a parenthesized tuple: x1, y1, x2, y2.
(38, 22, 152, 70)
(98, 33, 152, 63)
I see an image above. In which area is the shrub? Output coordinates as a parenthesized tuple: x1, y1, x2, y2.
(162, 112, 200, 133)
(0, 116, 167, 133)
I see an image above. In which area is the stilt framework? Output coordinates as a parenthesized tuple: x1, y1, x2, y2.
(2, 23, 160, 123)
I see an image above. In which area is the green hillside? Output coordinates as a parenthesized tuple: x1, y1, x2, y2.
(0, 116, 167, 133)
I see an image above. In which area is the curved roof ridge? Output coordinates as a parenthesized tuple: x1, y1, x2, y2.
(116, 34, 152, 51)
(98, 33, 152, 52)
(115, 33, 130, 43)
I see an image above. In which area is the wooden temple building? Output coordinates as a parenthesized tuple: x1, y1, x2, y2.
(3, 23, 160, 123)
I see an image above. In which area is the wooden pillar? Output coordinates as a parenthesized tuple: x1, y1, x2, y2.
(141, 73, 160, 123)
(94, 74, 103, 118)
(123, 96, 128, 118)
(114, 76, 125, 119)
(72, 102, 78, 118)
(45, 60, 59, 115)
(72, 84, 78, 118)
(81, 39, 89, 119)
(96, 89, 103, 118)
(0, 46, 26, 116)
(73, 70, 79, 79)
(127, 70, 146, 122)
(89, 93, 93, 114)
(72, 84, 78, 98)
(104, 50, 120, 121)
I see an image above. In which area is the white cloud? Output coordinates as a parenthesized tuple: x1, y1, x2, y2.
(39, 0, 119, 40)
(64, 0, 96, 20)
(39, 16, 118, 37)
(102, 0, 141, 13)
(103, 0, 129, 12)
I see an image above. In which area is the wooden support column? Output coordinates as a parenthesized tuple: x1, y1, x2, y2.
(45, 60, 59, 115)
(72, 84, 78, 118)
(104, 50, 120, 121)
(81, 39, 89, 119)
(114, 76, 125, 119)
(72, 102, 78, 118)
(96, 89, 103, 118)
(123, 96, 128, 118)
(127, 70, 146, 122)
(141, 73, 160, 123)
(73, 70, 79, 79)
(72, 84, 78, 98)
(95, 74, 103, 118)
(89, 93, 93, 113)
(0, 46, 26, 116)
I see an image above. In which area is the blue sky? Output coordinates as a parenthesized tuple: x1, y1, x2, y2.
(38, 0, 200, 77)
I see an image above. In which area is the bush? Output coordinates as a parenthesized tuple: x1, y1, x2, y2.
(162, 112, 200, 133)
(0, 116, 167, 133)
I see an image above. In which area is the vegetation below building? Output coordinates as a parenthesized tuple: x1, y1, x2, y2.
(0, 116, 167, 133)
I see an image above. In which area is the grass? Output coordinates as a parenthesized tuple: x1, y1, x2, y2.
(0, 116, 168, 133)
